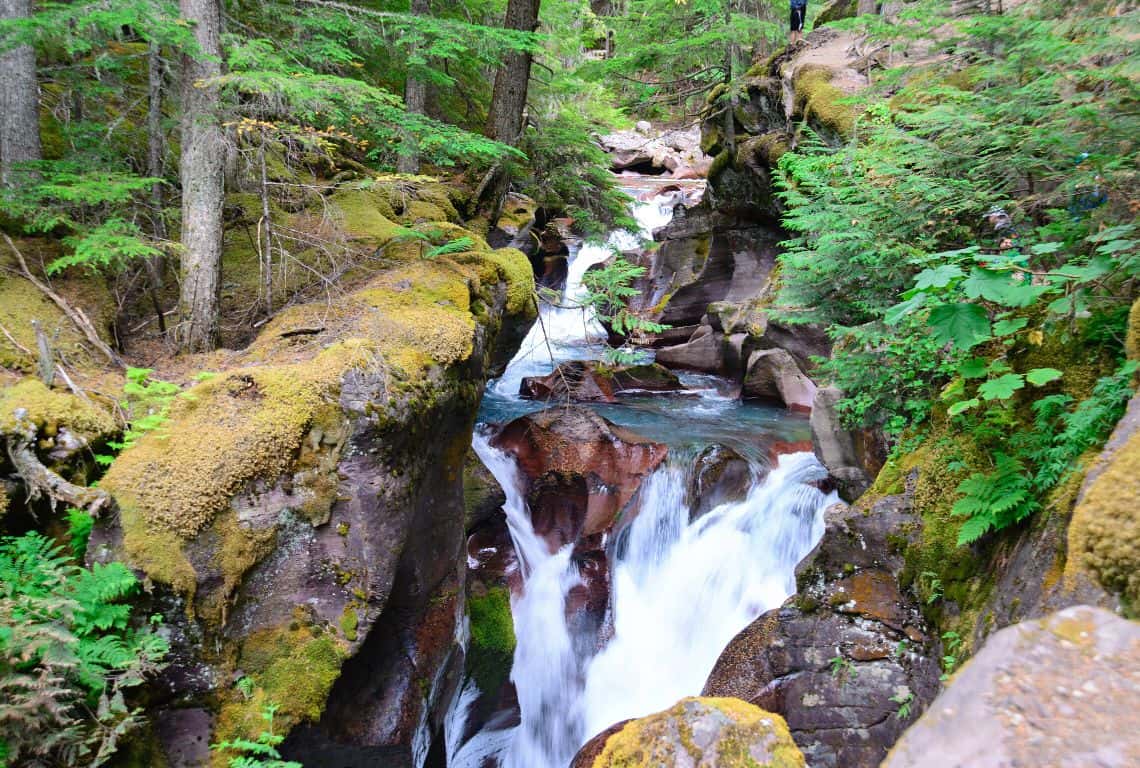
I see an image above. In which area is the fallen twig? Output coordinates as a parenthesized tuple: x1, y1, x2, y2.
(2, 233, 125, 369)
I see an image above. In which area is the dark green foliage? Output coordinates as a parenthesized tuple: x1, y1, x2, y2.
(773, 0, 1138, 542)
(580, 256, 668, 363)
(0, 533, 168, 767)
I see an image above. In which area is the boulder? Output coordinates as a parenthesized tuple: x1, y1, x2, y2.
(743, 349, 816, 412)
(809, 386, 886, 501)
(491, 406, 667, 549)
(654, 325, 726, 374)
(571, 697, 805, 768)
(689, 444, 754, 519)
(519, 361, 683, 403)
(702, 498, 942, 768)
(1067, 393, 1140, 607)
(883, 605, 1140, 768)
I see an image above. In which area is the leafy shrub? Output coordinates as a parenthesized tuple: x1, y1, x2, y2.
(0, 533, 168, 766)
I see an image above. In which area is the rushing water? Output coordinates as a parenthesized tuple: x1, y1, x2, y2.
(447, 180, 836, 768)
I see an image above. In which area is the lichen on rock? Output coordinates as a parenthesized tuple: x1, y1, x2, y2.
(574, 697, 805, 768)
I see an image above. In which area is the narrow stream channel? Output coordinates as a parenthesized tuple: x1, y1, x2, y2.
(447, 179, 838, 768)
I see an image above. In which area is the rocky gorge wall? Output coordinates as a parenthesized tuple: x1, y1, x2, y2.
(2, 176, 543, 767)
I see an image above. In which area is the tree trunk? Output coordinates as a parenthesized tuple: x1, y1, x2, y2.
(857, 0, 878, 15)
(476, 0, 540, 224)
(0, 0, 43, 189)
(396, 0, 430, 174)
(486, 0, 541, 146)
(175, 0, 225, 352)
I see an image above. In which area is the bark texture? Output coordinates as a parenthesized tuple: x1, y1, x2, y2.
(176, 0, 225, 352)
(396, 0, 430, 174)
(0, 0, 42, 188)
(485, 0, 540, 145)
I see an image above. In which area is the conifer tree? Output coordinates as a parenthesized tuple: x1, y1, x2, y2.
(0, 0, 42, 188)
(176, 0, 225, 352)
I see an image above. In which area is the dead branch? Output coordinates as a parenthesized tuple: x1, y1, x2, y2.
(2, 233, 125, 369)
(6, 409, 112, 516)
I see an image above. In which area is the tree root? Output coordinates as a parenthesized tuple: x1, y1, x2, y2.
(5, 409, 112, 516)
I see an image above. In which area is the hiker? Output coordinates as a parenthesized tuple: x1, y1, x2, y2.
(790, 0, 808, 45)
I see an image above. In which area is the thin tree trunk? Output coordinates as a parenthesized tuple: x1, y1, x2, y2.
(258, 133, 273, 314)
(175, 0, 225, 352)
(0, 0, 43, 189)
(476, 0, 540, 224)
(486, 0, 540, 146)
(146, 41, 168, 333)
(396, 0, 430, 174)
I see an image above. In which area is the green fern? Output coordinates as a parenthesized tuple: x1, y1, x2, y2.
(210, 704, 302, 768)
(951, 454, 1038, 545)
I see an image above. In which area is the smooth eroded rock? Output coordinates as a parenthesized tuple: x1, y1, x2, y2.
(571, 697, 805, 768)
(519, 361, 683, 403)
(702, 499, 942, 768)
(743, 348, 816, 412)
(883, 605, 1140, 768)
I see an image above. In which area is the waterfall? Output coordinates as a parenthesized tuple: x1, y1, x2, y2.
(491, 197, 678, 397)
(454, 437, 835, 768)
(449, 179, 832, 768)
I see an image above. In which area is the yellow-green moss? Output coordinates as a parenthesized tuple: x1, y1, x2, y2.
(215, 616, 347, 755)
(329, 189, 406, 244)
(793, 64, 855, 138)
(592, 697, 804, 768)
(102, 341, 372, 540)
(340, 607, 359, 641)
(1068, 427, 1140, 606)
(0, 377, 116, 439)
(118, 501, 198, 598)
(1126, 297, 1140, 361)
(0, 272, 83, 371)
(479, 247, 537, 316)
(708, 149, 733, 181)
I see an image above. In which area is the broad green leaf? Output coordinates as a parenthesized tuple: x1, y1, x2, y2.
(962, 268, 1040, 307)
(914, 264, 963, 290)
(1029, 242, 1063, 255)
(1047, 296, 1071, 314)
(948, 398, 980, 416)
(978, 373, 1025, 401)
(884, 292, 927, 325)
(928, 303, 991, 350)
(992, 317, 1028, 336)
(1025, 368, 1063, 386)
(958, 358, 988, 379)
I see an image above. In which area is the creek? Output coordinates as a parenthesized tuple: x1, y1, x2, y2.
(447, 178, 838, 768)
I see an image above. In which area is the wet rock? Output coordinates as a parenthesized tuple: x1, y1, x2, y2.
(703, 498, 942, 768)
(689, 444, 754, 519)
(571, 697, 805, 768)
(810, 386, 886, 501)
(655, 325, 726, 374)
(743, 349, 816, 412)
(464, 446, 507, 531)
(599, 125, 708, 179)
(491, 406, 668, 548)
(519, 361, 683, 403)
(883, 605, 1140, 768)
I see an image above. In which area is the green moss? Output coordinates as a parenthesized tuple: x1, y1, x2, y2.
(340, 607, 359, 641)
(708, 150, 733, 182)
(103, 341, 370, 541)
(0, 377, 116, 440)
(477, 247, 537, 317)
(329, 189, 406, 244)
(467, 586, 515, 694)
(216, 617, 347, 751)
(1126, 297, 1140, 361)
(814, 0, 857, 26)
(1069, 425, 1140, 604)
(793, 64, 856, 138)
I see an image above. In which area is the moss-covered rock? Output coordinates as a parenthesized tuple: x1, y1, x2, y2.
(572, 697, 805, 768)
(466, 585, 515, 695)
(793, 64, 856, 139)
(0, 377, 115, 440)
(1067, 396, 1140, 610)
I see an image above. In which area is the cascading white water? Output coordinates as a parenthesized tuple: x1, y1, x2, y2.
(449, 180, 835, 768)
(491, 197, 678, 396)
(454, 439, 836, 768)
